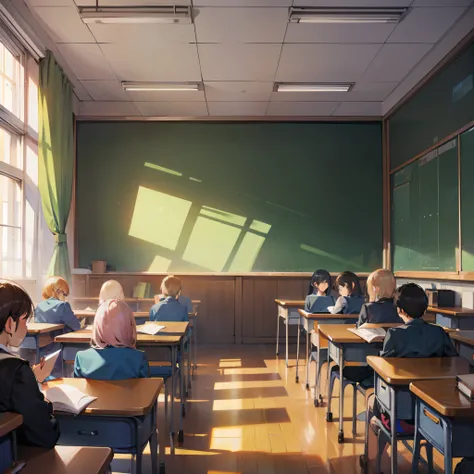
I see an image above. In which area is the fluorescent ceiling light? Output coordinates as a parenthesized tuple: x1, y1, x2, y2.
(289, 7, 408, 24)
(122, 82, 202, 92)
(78, 5, 192, 24)
(274, 83, 354, 93)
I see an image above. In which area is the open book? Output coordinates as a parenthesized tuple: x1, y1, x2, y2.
(348, 327, 386, 343)
(43, 385, 96, 415)
(137, 322, 165, 335)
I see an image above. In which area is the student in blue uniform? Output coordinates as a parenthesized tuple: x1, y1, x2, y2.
(74, 299, 149, 380)
(330, 271, 365, 314)
(150, 276, 189, 322)
(305, 269, 335, 313)
(154, 275, 193, 313)
(35, 276, 81, 332)
(356, 269, 402, 327)
(0, 281, 59, 449)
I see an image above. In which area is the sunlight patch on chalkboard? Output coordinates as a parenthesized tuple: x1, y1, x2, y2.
(189, 177, 202, 183)
(144, 162, 182, 177)
(148, 255, 172, 272)
(201, 206, 246, 226)
(300, 244, 365, 271)
(228, 233, 265, 272)
(129, 186, 191, 250)
(249, 220, 271, 235)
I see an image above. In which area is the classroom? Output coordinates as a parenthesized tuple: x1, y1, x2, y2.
(0, 1, 473, 473)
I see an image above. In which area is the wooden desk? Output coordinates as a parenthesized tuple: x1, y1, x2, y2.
(297, 310, 358, 394)
(56, 330, 186, 449)
(450, 330, 474, 366)
(427, 306, 474, 330)
(16, 445, 113, 474)
(22, 323, 65, 363)
(0, 413, 22, 473)
(42, 378, 161, 474)
(275, 299, 305, 367)
(318, 324, 382, 443)
(410, 379, 474, 474)
(367, 356, 469, 474)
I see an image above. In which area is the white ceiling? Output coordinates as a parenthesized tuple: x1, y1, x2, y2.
(24, 0, 474, 117)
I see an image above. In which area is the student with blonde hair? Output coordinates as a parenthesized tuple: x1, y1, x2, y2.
(99, 280, 124, 304)
(357, 269, 402, 327)
(74, 299, 149, 380)
(35, 276, 81, 332)
(150, 276, 188, 322)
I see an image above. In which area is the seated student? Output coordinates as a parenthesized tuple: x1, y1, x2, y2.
(305, 269, 335, 313)
(369, 283, 457, 436)
(150, 276, 189, 322)
(0, 281, 59, 448)
(99, 280, 124, 305)
(35, 276, 80, 332)
(74, 299, 149, 380)
(356, 269, 402, 327)
(329, 271, 365, 314)
(154, 275, 193, 313)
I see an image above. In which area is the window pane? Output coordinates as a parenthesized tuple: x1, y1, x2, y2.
(4, 47, 15, 80)
(0, 42, 21, 117)
(0, 174, 22, 278)
(0, 127, 22, 169)
(25, 200, 35, 278)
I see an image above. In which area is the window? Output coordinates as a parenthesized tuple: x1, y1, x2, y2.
(0, 30, 39, 279)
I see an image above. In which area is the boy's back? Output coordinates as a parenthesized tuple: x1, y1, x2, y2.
(150, 297, 189, 322)
(381, 318, 457, 358)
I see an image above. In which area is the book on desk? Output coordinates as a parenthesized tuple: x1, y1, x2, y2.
(42, 385, 96, 415)
(456, 373, 474, 400)
(348, 327, 386, 343)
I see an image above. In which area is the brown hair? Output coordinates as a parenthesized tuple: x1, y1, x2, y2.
(334, 271, 362, 296)
(0, 280, 34, 333)
(161, 275, 181, 298)
(366, 269, 395, 302)
(42, 276, 70, 300)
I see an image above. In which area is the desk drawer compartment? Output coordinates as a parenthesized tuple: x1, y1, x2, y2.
(376, 376, 392, 411)
(0, 434, 13, 474)
(56, 414, 152, 450)
(329, 343, 340, 363)
(419, 402, 444, 452)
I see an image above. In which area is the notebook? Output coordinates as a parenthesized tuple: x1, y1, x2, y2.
(43, 385, 97, 415)
(348, 327, 386, 343)
(456, 374, 474, 401)
(137, 323, 165, 335)
(34, 350, 61, 383)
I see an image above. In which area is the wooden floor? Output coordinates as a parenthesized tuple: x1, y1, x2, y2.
(138, 344, 442, 474)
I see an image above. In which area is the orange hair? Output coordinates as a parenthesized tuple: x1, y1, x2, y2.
(366, 269, 396, 302)
(42, 276, 70, 300)
(160, 275, 181, 298)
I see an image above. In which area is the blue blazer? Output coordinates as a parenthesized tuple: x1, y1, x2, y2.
(178, 295, 193, 313)
(35, 298, 80, 332)
(149, 297, 189, 322)
(357, 298, 403, 327)
(74, 347, 150, 380)
(305, 294, 335, 313)
(332, 295, 365, 314)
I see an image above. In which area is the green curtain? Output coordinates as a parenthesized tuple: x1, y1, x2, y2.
(38, 50, 74, 283)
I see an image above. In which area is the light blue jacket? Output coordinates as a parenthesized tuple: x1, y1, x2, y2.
(35, 298, 81, 332)
(149, 297, 189, 322)
(74, 347, 150, 380)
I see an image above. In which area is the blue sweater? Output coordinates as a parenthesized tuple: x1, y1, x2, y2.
(149, 297, 189, 322)
(35, 298, 80, 332)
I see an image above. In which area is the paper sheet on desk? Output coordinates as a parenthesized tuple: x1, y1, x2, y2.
(137, 323, 165, 335)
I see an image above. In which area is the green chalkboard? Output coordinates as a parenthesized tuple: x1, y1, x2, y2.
(391, 138, 458, 271)
(461, 126, 474, 270)
(76, 121, 383, 273)
(390, 42, 474, 170)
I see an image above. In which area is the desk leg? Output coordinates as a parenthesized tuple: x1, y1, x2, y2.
(444, 422, 453, 474)
(285, 315, 289, 368)
(390, 387, 398, 474)
(313, 344, 319, 407)
(150, 400, 159, 474)
(305, 329, 309, 390)
(338, 348, 344, 444)
(295, 317, 300, 383)
(178, 337, 185, 445)
(276, 313, 280, 356)
(326, 343, 332, 421)
(411, 401, 421, 474)
(170, 346, 176, 455)
(193, 319, 197, 376)
(187, 332, 191, 393)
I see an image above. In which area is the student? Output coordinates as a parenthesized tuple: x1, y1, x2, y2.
(369, 283, 457, 438)
(150, 276, 189, 322)
(35, 276, 80, 332)
(329, 271, 365, 314)
(99, 280, 124, 304)
(0, 281, 59, 448)
(74, 299, 149, 380)
(155, 275, 193, 313)
(305, 269, 335, 313)
(356, 269, 402, 327)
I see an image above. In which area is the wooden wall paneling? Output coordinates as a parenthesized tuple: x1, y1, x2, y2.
(234, 277, 243, 344)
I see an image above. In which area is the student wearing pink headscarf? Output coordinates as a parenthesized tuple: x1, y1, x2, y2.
(73, 299, 149, 380)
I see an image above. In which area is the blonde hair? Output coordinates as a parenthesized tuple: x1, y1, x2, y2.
(42, 276, 70, 300)
(366, 269, 395, 302)
(92, 299, 136, 349)
(161, 275, 181, 298)
(99, 280, 124, 304)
